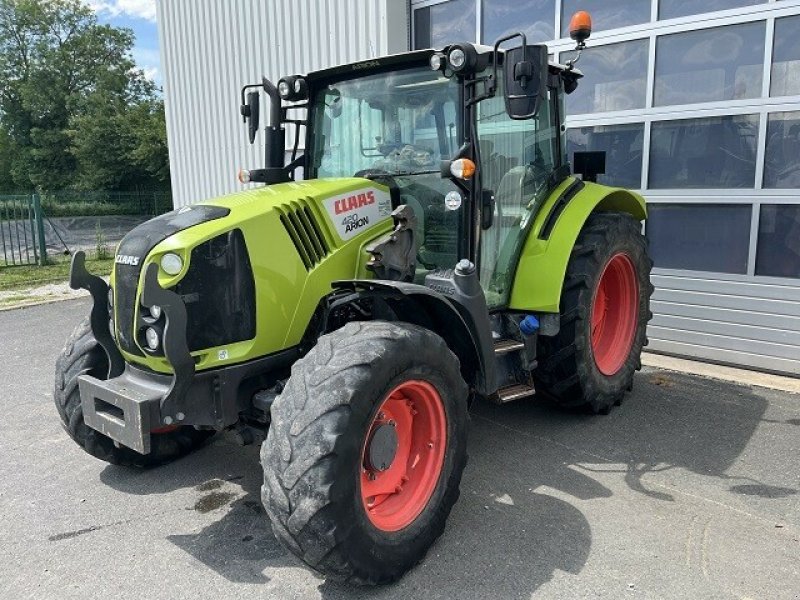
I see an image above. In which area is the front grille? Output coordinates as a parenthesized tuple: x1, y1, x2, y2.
(175, 229, 256, 352)
(113, 204, 230, 357)
(278, 200, 330, 270)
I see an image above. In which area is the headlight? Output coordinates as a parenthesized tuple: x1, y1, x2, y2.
(277, 75, 308, 101)
(430, 53, 444, 71)
(144, 327, 160, 351)
(107, 288, 113, 308)
(160, 253, 183, 276)
(448, 48, 466, 70)
(149, 305, 162, 320)
(447, 44, 477, 73)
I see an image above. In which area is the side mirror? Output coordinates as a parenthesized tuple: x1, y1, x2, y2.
(245, 91, 260, 144)
(503, 44, 548, 120)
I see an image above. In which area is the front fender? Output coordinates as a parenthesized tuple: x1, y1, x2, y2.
(330, 280, 493, 396)
(508, 178, 647, 313)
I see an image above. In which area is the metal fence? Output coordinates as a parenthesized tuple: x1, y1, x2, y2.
(0, 195, 46, 266)
(0, 191, 171, 267)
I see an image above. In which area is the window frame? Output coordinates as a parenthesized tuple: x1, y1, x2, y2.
(408, 0, 800, 283)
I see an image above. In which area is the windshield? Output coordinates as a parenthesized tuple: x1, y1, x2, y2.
(311, 66, 464, 275)
(311, 67, 458, 177)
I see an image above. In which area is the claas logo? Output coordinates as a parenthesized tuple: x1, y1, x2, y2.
(334, 191, 376, 215)
(115, 254, 140, 266)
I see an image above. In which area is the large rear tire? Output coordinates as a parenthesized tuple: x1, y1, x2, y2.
(54, 318, 214, 468)
(261, 321, 468, 585)
(534, 212, 653, 414)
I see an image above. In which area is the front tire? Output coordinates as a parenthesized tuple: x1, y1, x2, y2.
(54, 318, 214, 468)
(534, 212, 653, 414)
(261, 321, 468, 585)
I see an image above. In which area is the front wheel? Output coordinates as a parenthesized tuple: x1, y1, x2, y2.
(534, 212, 653, 414)
(261, 321, 468, 585)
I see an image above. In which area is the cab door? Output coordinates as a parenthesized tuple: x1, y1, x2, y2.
(476, 77, 562, 308)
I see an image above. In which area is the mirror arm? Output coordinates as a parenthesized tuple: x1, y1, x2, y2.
(490, 31, 529, 95)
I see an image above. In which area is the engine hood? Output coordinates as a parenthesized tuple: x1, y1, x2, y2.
(111, 177, 395, 372)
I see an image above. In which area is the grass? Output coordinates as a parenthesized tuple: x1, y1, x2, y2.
(0, 254, 114, 291)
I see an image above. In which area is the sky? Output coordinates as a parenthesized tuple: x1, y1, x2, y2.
(87, 0, 162, 85)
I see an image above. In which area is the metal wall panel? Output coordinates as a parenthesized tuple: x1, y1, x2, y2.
(156, 0, 409, 207)
(649, 272, 800, 375)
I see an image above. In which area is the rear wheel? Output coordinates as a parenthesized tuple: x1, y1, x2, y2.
(261, 321, 468, 584)
(54, 318, 214, 468)
(534, 212, 653, 414)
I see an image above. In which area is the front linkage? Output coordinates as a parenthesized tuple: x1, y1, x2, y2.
(69, 251, 298, 454)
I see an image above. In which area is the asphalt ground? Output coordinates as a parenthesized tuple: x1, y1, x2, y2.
(1, 298, 798, 599)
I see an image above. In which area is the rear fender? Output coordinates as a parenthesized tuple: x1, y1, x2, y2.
(508, 178, 647, 313)
(328, 281, 490, 396)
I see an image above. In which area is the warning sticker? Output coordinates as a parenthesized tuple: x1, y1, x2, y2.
(323, 187, 392, 241)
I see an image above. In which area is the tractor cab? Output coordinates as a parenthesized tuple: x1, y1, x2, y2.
(240, 35, 584, 309)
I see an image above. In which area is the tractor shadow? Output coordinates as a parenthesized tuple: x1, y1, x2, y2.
(98, 367, 788, 596)
(318, 367, 785, 599)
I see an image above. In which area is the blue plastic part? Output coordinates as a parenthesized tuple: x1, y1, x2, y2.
(519, 315, 540, 336)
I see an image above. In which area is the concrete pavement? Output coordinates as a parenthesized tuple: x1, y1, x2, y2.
(1, 298, 798, 599)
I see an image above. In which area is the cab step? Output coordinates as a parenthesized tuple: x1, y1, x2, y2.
(494, 338, 525, 355)
(494, 383, 536, 404)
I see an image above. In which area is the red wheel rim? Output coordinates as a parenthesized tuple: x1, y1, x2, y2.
(151, 425, 179, 434)
(360, 380, 447, 532)
(591, 253, 639, 376)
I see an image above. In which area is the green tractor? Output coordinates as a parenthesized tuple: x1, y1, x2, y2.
(54, 13, 651, 585)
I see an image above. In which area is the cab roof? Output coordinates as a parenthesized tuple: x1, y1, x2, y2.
(304, 46, 582, 83)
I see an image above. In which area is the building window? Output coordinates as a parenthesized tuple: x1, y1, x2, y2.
(560, 0, 650, 37)
(567, 123, 644, 188)
(482, 0, 554, 44)
(771, 15, 800, 97)
(413, 0, 477, 49)
(648, 115, 759, 189)
(764, 111, 800, 189)
(648, 204, 751, 274)
(658, 0, 764, 22)
(560, 39, 649, 115)
(756, 205, 800, 278)
(653, 22, 765, 107)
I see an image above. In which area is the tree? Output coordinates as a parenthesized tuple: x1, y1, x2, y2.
(0, 125, 14, 191)
(0, 0, 168, 192)
(69, 93, 170, 191)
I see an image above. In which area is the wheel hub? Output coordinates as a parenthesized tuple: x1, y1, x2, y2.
(360, 380, 447, 532)
(367, 422, 398, 472)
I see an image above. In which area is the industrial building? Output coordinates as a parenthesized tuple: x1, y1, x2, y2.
(157, 0, 800, 374)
